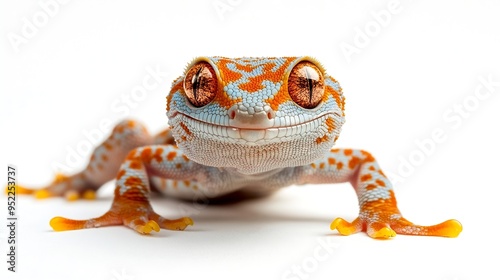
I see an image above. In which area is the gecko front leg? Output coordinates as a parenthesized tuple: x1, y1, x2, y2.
(50, 145, 196, 234)
(301, 148, 462, 239)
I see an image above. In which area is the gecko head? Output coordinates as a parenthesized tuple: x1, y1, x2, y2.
(166, 57, 346, 175)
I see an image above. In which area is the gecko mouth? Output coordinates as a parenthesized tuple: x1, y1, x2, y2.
(173, 112, 338, 145)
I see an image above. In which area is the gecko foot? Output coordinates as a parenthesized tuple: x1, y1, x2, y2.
(7, 173, 98, 201)
(330, 217, 462, 239)
(50, 198, 193, 234)
(330, 197, 462, 239)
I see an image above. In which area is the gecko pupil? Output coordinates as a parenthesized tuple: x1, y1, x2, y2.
(192, 67, 203, 101)
(304, 67, 314, 103)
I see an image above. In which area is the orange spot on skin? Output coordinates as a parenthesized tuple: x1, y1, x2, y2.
(103, 143, 113, 150)
(344, 149, 353, 156)
(315, 117, 336, 145)
(101, 154, 108, 161)
(324, 85, 344, 114)
(366, 184, 378, 190)
(127, 120, 135, 127)
(379, 170, 386, 177)
(361, 150, 375, 162)
(325, 117, 336, 133)
(126, 150, 137, 160)
(348, 157, 361, 169)
(238, 62, 278, 92)
(360, 174, 372, 182)
(97, 164, 104, 170)
(173, 181, 178, 189)
(179, 122, 192, 136)
(265, 88, 288, 111)
(140, 147, 153, 163)
(316, 135, 329, 144)
(153, 148, 163, 162)
(129, 158, 143, 170)
(182, 155, 190, 161)
(319, 163, 325, 169)
(328, 158, 336, 165)
(369, 166, 376, 171)
(330, 148, 340, 153)
(184, 180, 191, 186)
(213, 91, 242, 110)
(116, 169, 126, 180)
(166, 80, 183, 112)
(337, 162, 343, 169)
(375, 179, 386, 187)
(176, 163, 182, 169)
(171, 79, 184, 93)
(235, 63, 255, 72)
(216, 59, 243, 81)
(167, 151, 177, 161)
(124, 176, 143, 188)
(311, 163, 317, 168)
(193, 185, 198, 190)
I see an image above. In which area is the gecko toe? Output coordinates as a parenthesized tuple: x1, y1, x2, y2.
(426, 219, 462, 238)
(35, 189, 52, 199)
(330, 217, 361, 236)
(135, 220, 161, 234)
(64, 190, 80, 201)
(82, 189, 97, 200)
(149, 213, 194, 231)
(369, 225, 397, 239)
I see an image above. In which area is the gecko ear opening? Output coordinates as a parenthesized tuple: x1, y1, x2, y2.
(183, 62, 218, 107)
(288, 61, 325, 109)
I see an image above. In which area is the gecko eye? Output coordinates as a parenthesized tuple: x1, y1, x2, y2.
(184, 62, 218, 107)
(288, 61, 324, 109)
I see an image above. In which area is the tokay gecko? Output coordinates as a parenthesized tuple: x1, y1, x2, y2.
(14, 57, 462, 239)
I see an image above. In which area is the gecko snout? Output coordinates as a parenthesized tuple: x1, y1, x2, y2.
(228, 105, 275, 129)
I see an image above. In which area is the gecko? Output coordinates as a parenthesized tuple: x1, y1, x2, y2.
(14, 57, 462, 239)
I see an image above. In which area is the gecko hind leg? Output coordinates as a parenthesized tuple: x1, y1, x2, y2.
(10, 120, 175, 201)
(33, 172, 97, 201)
(5, 172, 98, 201)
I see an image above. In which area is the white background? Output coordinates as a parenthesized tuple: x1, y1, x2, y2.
(1, 0, 499, 279)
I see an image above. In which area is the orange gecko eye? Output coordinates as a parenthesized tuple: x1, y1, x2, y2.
(288, 61, 324, 109)
(184, 62, 218, 107)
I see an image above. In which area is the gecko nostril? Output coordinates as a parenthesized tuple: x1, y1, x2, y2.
(267, 111, 275, 120)
(230, 110, 236, 119)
